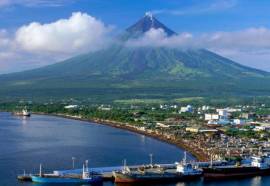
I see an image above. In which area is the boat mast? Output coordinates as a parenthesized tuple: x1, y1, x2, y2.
(123, 159, 127, 171)
(72, 157, 76, 169)
(149, 153, 153, 167)
(210, 154, 213, 168)
(183, 151, 187, 165)
(85, 160, 89, 172)
(39, 164, 42, 177)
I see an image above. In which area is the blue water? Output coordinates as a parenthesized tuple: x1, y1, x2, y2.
(0, 112, 269, 186)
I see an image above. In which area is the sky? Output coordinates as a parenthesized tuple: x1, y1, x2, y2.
(1, 0, 270, 73)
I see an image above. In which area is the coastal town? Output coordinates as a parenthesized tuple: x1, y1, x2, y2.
(3, 99, 270, 162)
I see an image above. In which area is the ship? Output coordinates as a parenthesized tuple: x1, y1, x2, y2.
(12, 108, 31, 117)
(31, 163, 102, 184)
(113, 152, 202, 183)
(203, 155, 270, 180)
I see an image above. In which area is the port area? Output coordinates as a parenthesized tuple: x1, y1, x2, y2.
(17, 161, 224, 182)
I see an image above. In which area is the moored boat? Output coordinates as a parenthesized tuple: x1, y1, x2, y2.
(113, 152, 202, 183)
(203, 155, 270, 180)
(31, 163, 102, 184)
(12, 108, 31, 117)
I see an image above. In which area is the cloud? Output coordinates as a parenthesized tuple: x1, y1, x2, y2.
(203, 28, 270, 50)
(126, 28, 193, 48)
(0, 0, 73, 7)
(0, 12, 114, 74)
(126, 27, 270, 71)
(152, 0, 237, 16)
(15, 12, 113, 55)
(127, 27, 270, 50)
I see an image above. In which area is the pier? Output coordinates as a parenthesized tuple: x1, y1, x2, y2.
(18, 161, 227, 182)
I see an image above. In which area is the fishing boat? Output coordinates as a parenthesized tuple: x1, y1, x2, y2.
(31, 163, 102, 184)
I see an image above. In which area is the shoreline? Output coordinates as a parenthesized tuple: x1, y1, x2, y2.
(33, 112, 208, 161)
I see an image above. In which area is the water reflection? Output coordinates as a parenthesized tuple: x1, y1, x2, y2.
(251, 176, 262, 186)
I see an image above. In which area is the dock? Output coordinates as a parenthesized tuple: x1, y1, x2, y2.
(17, 161, 227, 182)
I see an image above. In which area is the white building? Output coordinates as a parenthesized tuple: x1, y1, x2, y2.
(254, 125, 270, 131)
(156, 122, 170, 128)
(98, 105, 112, 111)
(205, 114, 219, 121)
(208, 119, 230, 125)
(64, 105, 78, 109)
(180, 105, 193, 113)
(217, 109, 228, 119)
(218, 109, 228, 117)
(202, 105, 210, 111)
(233, 119, 246, 125)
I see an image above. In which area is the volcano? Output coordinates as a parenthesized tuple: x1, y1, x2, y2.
(0, 13, 269, 102)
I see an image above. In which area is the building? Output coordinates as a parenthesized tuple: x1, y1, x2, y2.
(186, 127, 218, 134)
(205, 113, 219, 121)
(241, 113, 255, 119)
(217, 109, 228, 119)
(156, 122, 170, 128)
(64, 105, 78, 109)
(180, 105, 193, 113)
(233, 119, 246, 125)
(254, 124, 270, 131)
(201, 105, 210, 111)
(186, 127, 200, 133)
(207, 119, 230, 125)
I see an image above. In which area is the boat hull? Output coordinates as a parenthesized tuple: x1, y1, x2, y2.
(203, 167, 270, 180)
(31, 176, 102, 183)
(12, 112, 31, 117)
(113, 172, 201, 183)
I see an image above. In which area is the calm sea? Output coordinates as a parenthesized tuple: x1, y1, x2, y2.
(0, 112, 269, 186)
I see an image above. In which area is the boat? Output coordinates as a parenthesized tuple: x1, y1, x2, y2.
(12, 108, 31, 117)
(31, 163, 103, 184)
(203, 155, 270, 180)
(113, 152, 202, 183)
(22, 109, 31, 117)
(17, 170, 33, 182)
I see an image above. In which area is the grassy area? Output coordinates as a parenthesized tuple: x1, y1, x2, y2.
(174, 97, 204, 103)
(114, 99, 165, 105)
